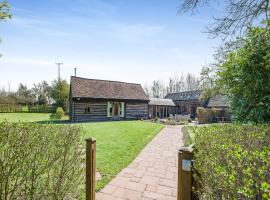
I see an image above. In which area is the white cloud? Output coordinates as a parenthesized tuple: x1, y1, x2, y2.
(0, 57, 52, 66)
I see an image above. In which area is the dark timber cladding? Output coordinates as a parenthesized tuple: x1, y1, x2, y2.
(69, 76, 149, 122)
(148, 98, 176, 119)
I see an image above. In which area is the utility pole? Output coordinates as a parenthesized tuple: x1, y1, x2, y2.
(55, 62, 63, 81)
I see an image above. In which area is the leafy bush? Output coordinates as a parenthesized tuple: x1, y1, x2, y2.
(193, 124, 270, 199)
(0, 121, 85, 199)
(50, 107, 65, 119)
(182, 126, 196, 146)
(217, 24, 270, 123)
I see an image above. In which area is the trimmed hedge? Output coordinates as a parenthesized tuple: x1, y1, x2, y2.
(0, 122, 85, 199)
(0, 104, 22, 113)
(28, 105, 56, 113)
(193, 124, 270, 200)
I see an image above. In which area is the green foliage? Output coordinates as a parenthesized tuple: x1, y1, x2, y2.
(182, 126, 194, 146)
(50, 79, 69, 111)
(0, 1, 11, 20)
(0, 121, 84, 199)
(0, 104, 22, 113)
(16, 83, 35, 105)
(193, 124, 270, 199)
(50, 107, 65, 119)
(217, 23, 270, 123)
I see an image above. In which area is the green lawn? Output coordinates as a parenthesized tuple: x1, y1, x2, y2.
(0, 113, 69, 122)
(0, 113, 164, 191)
(83, 121, 164, 190)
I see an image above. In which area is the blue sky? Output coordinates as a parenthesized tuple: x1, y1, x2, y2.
(0, 0, 221, 91)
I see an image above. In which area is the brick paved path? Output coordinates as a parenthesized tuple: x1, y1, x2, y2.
(96, 125, 183, 200)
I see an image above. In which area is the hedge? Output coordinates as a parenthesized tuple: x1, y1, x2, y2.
(0, 104, 22, 113)
(0, 122, 85, 199)
(192, 124, 270, 200)
(28, 105, 56, 113)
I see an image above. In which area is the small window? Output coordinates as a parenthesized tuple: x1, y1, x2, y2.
(85, 107, 91, 113)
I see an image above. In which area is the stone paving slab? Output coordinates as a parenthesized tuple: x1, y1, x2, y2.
(96, 125, 183, 200)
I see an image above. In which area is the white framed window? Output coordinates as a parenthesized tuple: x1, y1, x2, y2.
(107, 102, 112, 117)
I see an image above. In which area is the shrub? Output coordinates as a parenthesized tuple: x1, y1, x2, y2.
(0, 121, 85, 199)
(50, 107, 65, 119)
(193, 124, 270, 199)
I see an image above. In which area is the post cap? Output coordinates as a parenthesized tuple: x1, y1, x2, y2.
(85, 138, 96, 142)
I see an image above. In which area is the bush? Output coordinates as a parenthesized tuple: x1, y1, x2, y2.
(193, 124, 270, 199)
(182, 126, 196, 146)
(50, 107, 65, 119)
(0, 121, 85, 199)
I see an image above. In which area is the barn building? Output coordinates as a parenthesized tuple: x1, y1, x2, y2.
(148, 98, 176, 119)
(69, 76, 149, 122)
(165, 90, 204, 119)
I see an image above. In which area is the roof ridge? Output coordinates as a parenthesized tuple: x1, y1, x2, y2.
(166, 90, 202, 95)
(71, 76, 141, 85)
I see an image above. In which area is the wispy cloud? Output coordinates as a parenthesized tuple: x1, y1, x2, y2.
(9, 16, 77, 37)
(1, 57, 52, 66)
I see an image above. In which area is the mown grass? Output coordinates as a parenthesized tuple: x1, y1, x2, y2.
(0, 113, 69, 122)
(0, 113, 164, 191)
(83, 121, 164, 190)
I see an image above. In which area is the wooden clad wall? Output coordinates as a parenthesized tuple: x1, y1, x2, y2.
(126, 102, 148, 120)
(73, 101, 107, 122)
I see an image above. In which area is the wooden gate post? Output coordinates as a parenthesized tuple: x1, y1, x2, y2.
(177, 146, 194, 200)
(85, 138, 96, 200)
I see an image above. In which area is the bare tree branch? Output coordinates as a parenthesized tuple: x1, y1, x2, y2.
(178, 0, 270, 38)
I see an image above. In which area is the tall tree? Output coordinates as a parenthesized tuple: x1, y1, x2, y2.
(50, 79, 69, 110)
(216, 22, 270, 123)
(178, 0, 270, 38)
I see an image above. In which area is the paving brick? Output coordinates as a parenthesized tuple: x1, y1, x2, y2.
(125, 182, 147, 192)
(96, 126, 183, 200)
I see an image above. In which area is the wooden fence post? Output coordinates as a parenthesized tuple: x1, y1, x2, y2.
(177, 145, 194, 200)
(85, 138, 96, 200)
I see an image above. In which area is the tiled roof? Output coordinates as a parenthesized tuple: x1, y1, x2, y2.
(207, 94, 229, 108)
(149, 98, 176, 106)
(70, 76, 149, 101)
(165, 90, 202, 101)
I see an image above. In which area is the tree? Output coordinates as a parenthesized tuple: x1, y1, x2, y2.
(151, 80, 163, 98)
(32, 81, 52, 105)
(16, 83, 35, 105)
(0, 1, 11, 21)
(0, 1, 11, 57)
(50, 79, 69, 110)
(178, 0, 270, 38)
(216, 22, 270, 123)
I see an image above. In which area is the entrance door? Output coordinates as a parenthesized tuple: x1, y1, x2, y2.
(113, 102, 120, 117)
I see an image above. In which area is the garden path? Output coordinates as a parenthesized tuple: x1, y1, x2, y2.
(96, 125, 183, 200)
